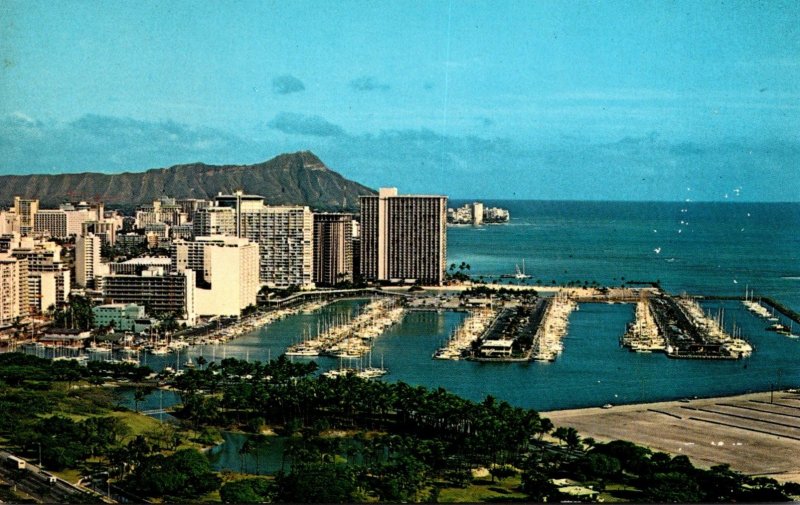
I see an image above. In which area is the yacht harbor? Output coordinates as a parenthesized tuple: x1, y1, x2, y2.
(620, 298, 666, 352)
(285, 297, 405, 358)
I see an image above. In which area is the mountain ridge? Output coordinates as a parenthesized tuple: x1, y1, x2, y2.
(0, 151, 375, 211)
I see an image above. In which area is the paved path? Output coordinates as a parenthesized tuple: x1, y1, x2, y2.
(544, 390, 800, 483)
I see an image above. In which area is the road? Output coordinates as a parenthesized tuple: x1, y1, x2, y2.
(0, 450, 102, 503)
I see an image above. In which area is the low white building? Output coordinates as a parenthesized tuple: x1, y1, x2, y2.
(93, 303, 145, 331)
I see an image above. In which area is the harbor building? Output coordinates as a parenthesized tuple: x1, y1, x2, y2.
(171, 236, 259, 316)
(102, 266, 196, 325)
(75, 233, 101, 288)
(92, 303, 145, 331)
(360, 187, 447, 286)
(13, 197, 39, 235)
(313, 213, 354, 286)
(193, 206, 236, 237)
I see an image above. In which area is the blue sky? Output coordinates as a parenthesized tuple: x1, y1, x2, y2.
(1, 0, 798, 201)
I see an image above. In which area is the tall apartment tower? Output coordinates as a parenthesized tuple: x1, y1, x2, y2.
(76, 233, 101, 288)
(214, 192, 267, 238)
(0, 254, 29, 325)
(13, 197, 39, 235)
(360, 188, 447, 286)
(472, 202, 484, 226)
(215, 193, 314, 287)
(193, 207, 236, 237)
(313, 213, 353, 286)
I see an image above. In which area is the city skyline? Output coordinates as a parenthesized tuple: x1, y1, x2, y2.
(1, 1, 798, 202)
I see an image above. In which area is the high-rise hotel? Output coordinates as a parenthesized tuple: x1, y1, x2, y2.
(360, 188, 447, 286)
(214, 192, 314, 288)
(313, 213, 353, 286)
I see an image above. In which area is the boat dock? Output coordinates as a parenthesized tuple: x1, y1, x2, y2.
(433, 307, 501, 360)
(647, 295, 751, 359)
(621, 297, 665, 353)
(286, 297, 405, 358)
(531, 291, 577, 361)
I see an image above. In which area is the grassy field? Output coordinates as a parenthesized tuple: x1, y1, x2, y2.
(437, 476, 528, 503)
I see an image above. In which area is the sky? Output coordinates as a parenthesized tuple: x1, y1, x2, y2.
(1, 0, 799, 201)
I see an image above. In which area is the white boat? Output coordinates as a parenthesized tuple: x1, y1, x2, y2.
(53, 355, 89, 363)
(285, 347, 319, 357)
(501, 259, 531, 279)
(723, 339, 753, 357)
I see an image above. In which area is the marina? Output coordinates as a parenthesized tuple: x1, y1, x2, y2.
(285, 297, 405, 358)
(531, 291, 577, 361)
(620, 297, 664, 352)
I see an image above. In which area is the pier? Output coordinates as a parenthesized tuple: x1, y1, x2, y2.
(647, 295, 751, 359)
(286, 297, 405, 358)
(433, 307, 501, 360)
(473, 300, 547, 361)
(531, 291, 577, 361)
(620, 297, 665, 353)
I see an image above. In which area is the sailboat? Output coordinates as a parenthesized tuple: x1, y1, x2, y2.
(501, 259, 532, 279)
(359, 351, 388, 379)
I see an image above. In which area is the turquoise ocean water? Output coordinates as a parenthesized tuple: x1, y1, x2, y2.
(119, 201, 800, 411)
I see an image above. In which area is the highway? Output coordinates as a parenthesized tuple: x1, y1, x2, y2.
(0, 450, 102, 503)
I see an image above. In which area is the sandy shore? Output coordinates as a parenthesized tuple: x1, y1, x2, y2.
(543, 390, 800, 483)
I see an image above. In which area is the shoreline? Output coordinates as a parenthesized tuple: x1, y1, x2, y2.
(542, 388, 792, 415)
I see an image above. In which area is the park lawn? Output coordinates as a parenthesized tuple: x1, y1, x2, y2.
(437, 476, 528, 503)
(107, 410, 162, 440)
(600, 482, 643, 503)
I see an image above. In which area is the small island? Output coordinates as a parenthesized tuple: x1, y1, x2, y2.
(447, 202, 510, 225)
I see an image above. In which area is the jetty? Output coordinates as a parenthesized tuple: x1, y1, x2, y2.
(531, 291, 577, 361)
(621, 298, 665, 353)
(433, 307, 501, 360)
(647, 295, 752, 359)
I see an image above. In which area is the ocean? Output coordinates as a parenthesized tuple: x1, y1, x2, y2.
(109, 201, 800, 411)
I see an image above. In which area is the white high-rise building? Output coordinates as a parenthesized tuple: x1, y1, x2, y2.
(472, 202, 484, 226)
(76, 233, 101, 288)
(13, 197, 39, 236)
(0, 253, 28, 326)
(215, 192, 314, 287)
(172, 236, 259, 317)
(193, 207, 236, 237)
(242, 206, 314, 287)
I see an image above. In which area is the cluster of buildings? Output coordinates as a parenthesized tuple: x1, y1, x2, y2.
(447, 202, 510, 225)
(0, 187, 449, 333)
